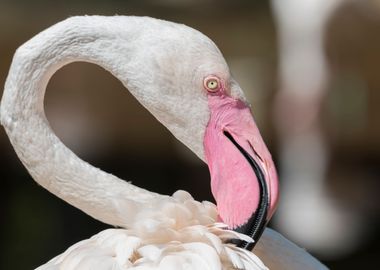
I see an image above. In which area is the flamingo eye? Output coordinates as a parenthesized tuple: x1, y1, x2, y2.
(204, 76, 221, 92)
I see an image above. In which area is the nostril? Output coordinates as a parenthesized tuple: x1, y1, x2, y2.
(248, 140, 264, 163)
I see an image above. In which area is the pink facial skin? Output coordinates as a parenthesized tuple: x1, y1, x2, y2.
(203, 76, 279, 229)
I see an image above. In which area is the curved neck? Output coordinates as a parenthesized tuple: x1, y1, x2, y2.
(1, 16, 166, 227)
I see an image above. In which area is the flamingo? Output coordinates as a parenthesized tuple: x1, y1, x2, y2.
(0, 16, 327, 270)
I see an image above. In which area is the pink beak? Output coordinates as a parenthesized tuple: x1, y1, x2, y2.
(204, 92, 279, 249)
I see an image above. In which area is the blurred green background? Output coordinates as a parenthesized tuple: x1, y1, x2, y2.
(0, 0, 379, 269)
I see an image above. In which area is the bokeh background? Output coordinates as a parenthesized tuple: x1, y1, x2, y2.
(0, 0, 379, 269)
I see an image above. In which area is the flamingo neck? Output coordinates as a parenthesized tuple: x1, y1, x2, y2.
(0, 16, 165, 227)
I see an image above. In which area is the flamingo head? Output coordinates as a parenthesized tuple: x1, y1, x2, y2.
(121, 18, 279, 249)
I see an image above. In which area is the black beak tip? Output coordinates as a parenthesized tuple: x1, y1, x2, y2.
(230, 213, 268, 250)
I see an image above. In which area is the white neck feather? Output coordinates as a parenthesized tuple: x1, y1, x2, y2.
(0, 16, 178, 227)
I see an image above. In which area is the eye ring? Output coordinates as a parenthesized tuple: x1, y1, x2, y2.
(204, 76, 221, 92)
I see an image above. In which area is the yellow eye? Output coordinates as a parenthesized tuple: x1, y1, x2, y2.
(207, 79, 218, 89)
(204, 76, 221, 92)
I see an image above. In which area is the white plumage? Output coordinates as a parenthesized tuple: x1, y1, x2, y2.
(39, 221, 266, 269)
(1, 16, 327, 269)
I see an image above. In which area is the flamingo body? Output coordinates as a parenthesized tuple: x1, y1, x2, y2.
(38, 193, 266, 270)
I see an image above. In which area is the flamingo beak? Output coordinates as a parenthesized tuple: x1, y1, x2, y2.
(204, 94, 279, 250)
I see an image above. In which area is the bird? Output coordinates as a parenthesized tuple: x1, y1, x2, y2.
(0, 16, 327, 269)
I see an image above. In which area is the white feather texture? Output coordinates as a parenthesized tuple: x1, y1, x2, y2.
(1, 16, 327, 269)
(37, 220, 267, 269)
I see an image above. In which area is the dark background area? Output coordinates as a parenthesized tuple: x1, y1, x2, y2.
(0, 0, 379, 269)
